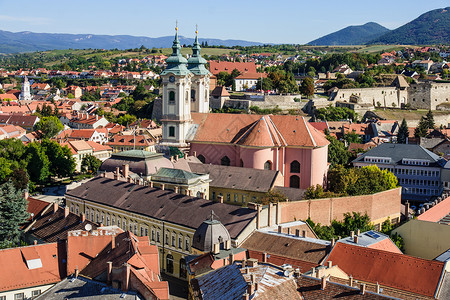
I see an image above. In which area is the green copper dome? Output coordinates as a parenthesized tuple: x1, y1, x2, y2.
(162, 29, 190, 76)
(188, 31, 210, 76)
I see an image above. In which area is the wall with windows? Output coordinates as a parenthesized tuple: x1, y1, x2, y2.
(0, 284, 54, 300)
(66, 196, 195, 280)
(209, 187, 267, 206)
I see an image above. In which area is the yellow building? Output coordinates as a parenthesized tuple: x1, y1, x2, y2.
(65, 176, 260, 280)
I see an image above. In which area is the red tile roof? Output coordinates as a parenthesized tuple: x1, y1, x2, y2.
(417, 196, 450, 222)
(208, 61, 257, 75)
(0, 243, 63, 292)
(324, 243, 445, 297)
(191, 113, 328, 148)
(108, 135, 154, 147)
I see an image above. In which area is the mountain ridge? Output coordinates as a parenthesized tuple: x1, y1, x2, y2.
(0, 29, 264, 54)
(307, 22, 390, 46)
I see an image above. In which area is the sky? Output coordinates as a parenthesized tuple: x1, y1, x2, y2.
(0, 0, 448, 44)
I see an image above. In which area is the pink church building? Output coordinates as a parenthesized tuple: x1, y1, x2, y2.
(189, 113, 329, 189)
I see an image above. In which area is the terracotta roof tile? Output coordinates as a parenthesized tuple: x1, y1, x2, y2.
(324, 243, 445, 297)
(417, 195, 450, 222)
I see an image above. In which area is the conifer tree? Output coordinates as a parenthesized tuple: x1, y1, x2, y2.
(397, 118, 409, 144)
(0, 181, 28, 248)
(425, 110, 435, 129)
(414, 116, 429, 138)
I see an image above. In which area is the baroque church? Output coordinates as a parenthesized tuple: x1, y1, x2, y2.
(160, 28, 329, 189)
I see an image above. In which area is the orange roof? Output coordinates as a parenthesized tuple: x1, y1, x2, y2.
(192, 113, 328, 148)
(86, 140, 112, 152)
(26, 197, 50, 221)
(325, 243, 445, 297)
(0, 94, 18, 101)
(0, 243, 63, 292)
(208, 61, 257, 75)
(108, 135, 154, 147)
(235, 72, 267, 79)
(417, 196, 450, 222)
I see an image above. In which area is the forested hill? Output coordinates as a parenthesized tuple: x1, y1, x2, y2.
(0, 29, 263, 54)
(308, 22, 390, 46)
(370, 7, 450, 44)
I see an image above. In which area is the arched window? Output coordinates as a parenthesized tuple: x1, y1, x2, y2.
(290, 160, 300, 173)
(290, 175, 300, 188)
(197, 154, 206, 163)
(166, 254, 174, 273)
(191, 89, 196, 101)
(264, 160, 272, 170)
(169, 91, 175, 103)
(221, 156, 230, 166)
(180, 258, 187, 278)
(240, 159, 244, 167)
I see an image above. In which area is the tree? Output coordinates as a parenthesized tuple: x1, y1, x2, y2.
(35, 116, 64, 139)
(81, 155, 102, 174)
(425, 110, 435, 129)
(0, 181, 29, 248)
(414, 116, 429, 138)
(25, 143, 50, 183)
(332, 212, 374, 238)
(256, 77, 274, 91)
(343, 132, 362, 144)
(326, 135, 350, 167)
(300, 77, 314, 97)
(67, 93, 75, 99)
(42, 139, 75, 177)
(397, 118, 409, 144)
(256, 190, 288, 205)
(0, 157, 12, 181)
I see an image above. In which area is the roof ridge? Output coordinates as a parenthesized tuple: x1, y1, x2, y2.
(302, 117, 317, 147)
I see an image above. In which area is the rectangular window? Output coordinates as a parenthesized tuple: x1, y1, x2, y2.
(165, 232, 169, 245)
(179, 236, 183, 248)
(227, 194, 231, 202)
(145, 228, 148, 237)
(172, 235, 176, 247)
(185, 238, 190, 251)
(157, 231, 160, 243)
(140, 227, 144, 236)
(212, 192, 216, 200)
(14, 293, 24, 300)
(234, 194, 238, 202)
(169, 126, 175, 137)
(32, 290, 41, 297)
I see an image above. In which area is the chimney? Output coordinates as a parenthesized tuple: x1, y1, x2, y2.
(376, 282, 381, 294)
(331, 238, 335, 247)
(250, 273, 256, 283)
(247, 282, 255, 295)
(248, 258, 258, 267)
(64, 206, 70, 218)
(321, 276, 327, 290)
(349, 276, 353, 287)
(111, 234, 115, 249)
(127, 177, 132, 183)
(123, 263, 131, 291)
(242, 293, 249, 300)
(360, 283, 366, 295)
(294, 268, 300, 278)
(356, 229, 360, 236)
(218, 195, 224, 203)
(302, 230, 307, 238)
(295, 229, 300, 237)
(256, 205, 261, 230)
(170, 156, 174, 162)
(175, 154, 179, 161)
(350, 231, 355, 239)
(23, 189, 29, 200)
(53, 202, 58, 213)
(149, 181, 154, 188)
(278, 225, 282, 233)
(405, 201, 410, 219)
(225, 239, 231, 250)
(107, 261, 113, 285)
(80, 212, 86, 222)
(255, 282, 259, 292)
(122, 164, 129, 178)
(96, 115, 99, 120)
(160, 184, 165, 190)
(354, 235, 359, 244)
(311, 267, 316, 277)
(33, 240, 37, 245)
(75, 267, 79, 278)
(228, 252, 234, 264)
(268, 203, 273, 226)
(193, 151, 197, 157)
(213, 243, 220, 255)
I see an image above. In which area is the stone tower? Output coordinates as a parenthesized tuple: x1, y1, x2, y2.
(160, 27, 193, 147)
(19, 76, 32, 101)
(187, 29, 211, 113)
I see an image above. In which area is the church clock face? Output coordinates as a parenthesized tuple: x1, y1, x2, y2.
(169, 76, 175, 83)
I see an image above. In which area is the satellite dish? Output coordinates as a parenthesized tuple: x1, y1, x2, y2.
(85, 224, 92, 231)
(284, 270, 290, 277)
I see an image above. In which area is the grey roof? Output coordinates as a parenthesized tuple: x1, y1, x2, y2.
(352, 143, 446, 167)
(66, 177, 257, 239)
(338, 230, 395, 248)
(100, 152, 173, 176)
(272, 186, 306, 201)
(435, 249, 450, 262)
(188, 163, 279, 193)
(36, 276, 142, 299)
(437, 271, 450, 300)
(192, 215, 231, 252)
(112, 150, 163, 160)
(152, 167, 203, 181)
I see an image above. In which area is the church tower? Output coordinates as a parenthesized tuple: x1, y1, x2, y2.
(19, 76, 32, 101)
(160, 26, 193, 147)
(187, 29, 211, 113)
